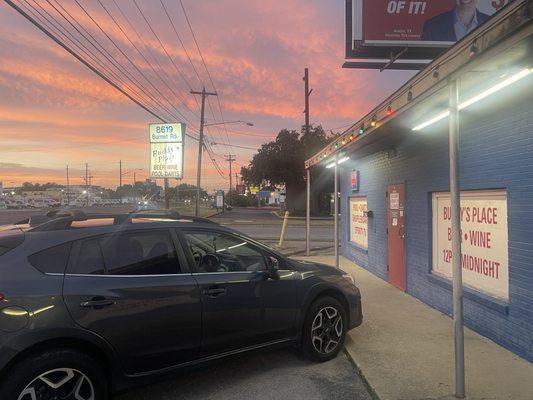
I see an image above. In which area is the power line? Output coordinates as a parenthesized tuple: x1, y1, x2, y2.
(72, 0, 188, 123)
(5, 0, 171, 125)
(179, 0, 235, 153)
(96, 0, 197, 126)
(158, 0, 231, 153)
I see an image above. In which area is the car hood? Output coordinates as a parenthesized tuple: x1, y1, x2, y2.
(288, 258, 345, 276)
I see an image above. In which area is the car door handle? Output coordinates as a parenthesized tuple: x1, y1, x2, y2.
(202, 287, 227, 298)
(80, 299, 116, 308)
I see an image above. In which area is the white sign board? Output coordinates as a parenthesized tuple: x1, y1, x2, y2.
(216, 193, 224, 208)
(432, 190, 509, 300)
(349, 197, 368, 249)
(149, 123, 185, 179)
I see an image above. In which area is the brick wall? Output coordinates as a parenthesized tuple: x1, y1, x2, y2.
(339, 100, 533, 362)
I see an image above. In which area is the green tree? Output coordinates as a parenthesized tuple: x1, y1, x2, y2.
(240, 126, 334, 213)
(225, 190, 253, 207)
(169, 183, 208, 201)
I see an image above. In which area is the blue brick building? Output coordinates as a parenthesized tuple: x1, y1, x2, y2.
(306, 3, 533, 362)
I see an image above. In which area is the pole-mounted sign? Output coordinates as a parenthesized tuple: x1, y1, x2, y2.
(149, 123, 185, 179)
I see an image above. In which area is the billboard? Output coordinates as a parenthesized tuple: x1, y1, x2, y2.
(149, 123, 185, 179)
(432, 190, 509, 300)
(347, 0, 512, 60)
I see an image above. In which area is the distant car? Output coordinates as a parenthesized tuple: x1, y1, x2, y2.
(0, 210, 362, 400)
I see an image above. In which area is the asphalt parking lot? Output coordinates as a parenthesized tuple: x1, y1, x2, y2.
(114, 348, 372, 400)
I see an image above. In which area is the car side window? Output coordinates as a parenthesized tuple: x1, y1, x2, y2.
(28, 242, 72, 274)
(100, 230, 179, 276)
(72, 238, 105, 275)
(183, 231, 267, 273)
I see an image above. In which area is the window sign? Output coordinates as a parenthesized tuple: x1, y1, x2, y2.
(350, 170, 359, 192)
(349, 197, 368, 249)
(432, 190, 509, 300)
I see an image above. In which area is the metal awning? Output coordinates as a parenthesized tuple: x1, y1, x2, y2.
(305, 0, 533, 169)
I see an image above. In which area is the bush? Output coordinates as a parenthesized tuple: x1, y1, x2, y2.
(225, 191, 253, 207)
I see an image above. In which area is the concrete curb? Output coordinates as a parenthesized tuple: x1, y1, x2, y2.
(271, 211, 333, 221)
(343, 346, 381, 400)
(205, 211, 224, 218)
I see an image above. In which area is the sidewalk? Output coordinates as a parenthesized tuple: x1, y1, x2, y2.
(296, 256, 533, 400)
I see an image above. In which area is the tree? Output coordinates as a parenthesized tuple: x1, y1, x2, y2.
(225, 190, 253, 207)
(16, 182, 63, 194)
(241, 126, 335, 213)
(168, 183, 207, 202)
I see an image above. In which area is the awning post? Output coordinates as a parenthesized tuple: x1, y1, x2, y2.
(306, 168, 311, 256)
(449, 79, 465, 399)
(334, 154, 339, 269)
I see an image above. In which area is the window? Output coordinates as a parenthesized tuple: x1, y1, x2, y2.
(72, 238, 105, 275)
(0, 231, 24, 256)
(28, 242, 72, 274)
(100, 230, 179, 276)
(183, 231, 266, 273)
(349, 196, 368, 249)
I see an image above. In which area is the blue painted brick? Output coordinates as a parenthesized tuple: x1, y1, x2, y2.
(339, 100, 533, 362)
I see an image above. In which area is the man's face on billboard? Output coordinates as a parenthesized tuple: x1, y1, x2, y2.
(456, 0, 476, 6)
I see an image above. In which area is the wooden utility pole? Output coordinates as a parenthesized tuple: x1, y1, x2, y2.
(119, 160, 122, 204)
(226, 154, 236, 192)
(303, 68, 313, 136)
(191, 87, 217, 217)
(66, 165, 70, 206)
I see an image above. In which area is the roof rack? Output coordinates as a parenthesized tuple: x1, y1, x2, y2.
(28, 209, 217, 231)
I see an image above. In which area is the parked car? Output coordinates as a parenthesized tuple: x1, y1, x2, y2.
(0, 210, 362, 400)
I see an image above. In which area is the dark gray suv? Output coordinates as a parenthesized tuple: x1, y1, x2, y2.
(0, 210, 362, 400)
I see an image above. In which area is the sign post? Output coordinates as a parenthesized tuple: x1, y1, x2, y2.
(449, 80, 465, 399)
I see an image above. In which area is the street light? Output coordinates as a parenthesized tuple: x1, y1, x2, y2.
(204, 120, 254, 127)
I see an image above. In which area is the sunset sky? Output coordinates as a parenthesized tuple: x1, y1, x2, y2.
(0, 0, 414, 191)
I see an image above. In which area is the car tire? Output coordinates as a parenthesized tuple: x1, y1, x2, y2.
(302, 296, 347, 362)
(0, 349, 109, 400)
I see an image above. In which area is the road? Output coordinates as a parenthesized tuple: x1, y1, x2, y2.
(0, 206, 334, 255)
(0, 206, 135, 226)
(114, 348, 372, 400)
(213, 207, 334, 243)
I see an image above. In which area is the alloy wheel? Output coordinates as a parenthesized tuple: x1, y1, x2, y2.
(311, 306, 343, 355)
(18, 368, 95, 400)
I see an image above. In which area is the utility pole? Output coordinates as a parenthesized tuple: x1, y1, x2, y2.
(164, 178, 170, 210)
(303, 68, 313, 136)
(84, 163, 91, 207)
(119, 160, 122, 204)
(191, 87, 217, 217)
(225, 154, 236, 192)
(66, 165, 70, 207)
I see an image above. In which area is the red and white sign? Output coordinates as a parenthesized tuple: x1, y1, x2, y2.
(353, 0, 510, 46)
(349, 197, 368, 249)
(351, 170, 359, 192)
(432, 190, 509, 300)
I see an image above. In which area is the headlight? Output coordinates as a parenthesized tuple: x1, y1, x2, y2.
(342, 274, 355, 286)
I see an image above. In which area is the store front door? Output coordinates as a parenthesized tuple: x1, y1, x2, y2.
(387, 183, 406, 291)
